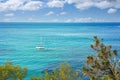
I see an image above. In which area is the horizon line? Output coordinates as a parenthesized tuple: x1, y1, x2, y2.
(0, 22, 120, 23)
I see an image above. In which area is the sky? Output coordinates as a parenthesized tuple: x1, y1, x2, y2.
(0, 0, 120, 22)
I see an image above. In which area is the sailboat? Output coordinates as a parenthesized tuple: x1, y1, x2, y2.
(36, 37, 45, 50)
(36, 46, 44, 50)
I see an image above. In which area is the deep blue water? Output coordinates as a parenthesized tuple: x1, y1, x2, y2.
(0, 22, 120, 79)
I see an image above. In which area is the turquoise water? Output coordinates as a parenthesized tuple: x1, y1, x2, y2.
(0, 22, 120, 79)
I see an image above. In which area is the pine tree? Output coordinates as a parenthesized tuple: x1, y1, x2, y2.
(82, 36, 120, 80)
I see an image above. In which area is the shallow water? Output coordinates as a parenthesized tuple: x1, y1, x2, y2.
(0, 22, 120, 79)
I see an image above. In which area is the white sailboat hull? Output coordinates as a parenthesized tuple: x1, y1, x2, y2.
(36, 46, 44, 49)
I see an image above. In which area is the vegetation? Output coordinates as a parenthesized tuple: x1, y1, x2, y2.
(0, 62, 27, 80)
(82, 36, 120, 80)
(31, 62, 81, 80)
(0, 36, 120, 80)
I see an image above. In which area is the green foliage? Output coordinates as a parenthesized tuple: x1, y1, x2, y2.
(0, 62, 27, 80)
(31, 62, 81, 80)
(101, 75, 113, 80)
(82, 36, 120, 80)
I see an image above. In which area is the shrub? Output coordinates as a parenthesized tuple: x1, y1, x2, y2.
(0, 62, 27, 80)
(31, 62, 81, 80)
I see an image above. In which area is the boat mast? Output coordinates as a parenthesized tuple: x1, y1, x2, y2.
(40, 37, 43, 46)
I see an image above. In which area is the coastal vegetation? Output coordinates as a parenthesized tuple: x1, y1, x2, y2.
(0, 62, 27, 80)
(82, 36, 120, 80)
(31, 62, 81, 80)
(0, 36, 120, 80)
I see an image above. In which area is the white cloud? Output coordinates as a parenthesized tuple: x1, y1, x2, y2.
(65, 17, 104, 22)
(67, 0, 113, 10)
(45, 11, 54, 16)
(65, 0, 79, 4)
(74, 17, 95, 22)
(66, 0, 120, 13)
(3, 18, 14, 22)
(66, 19, 73, 22)
(0, 0, 120, 13)
(0, 0, 43, 11)
(5, 13, 14, 17)
(52, 19, 59, 22)
(95, 1, 112, 9)
(0, 0, 23, 11)
(4, 18, 11, 21)
(28, 18, 34, 21)
(20, 1, 43, 10)
(47, 0, 65, 8)
(108, 8, 117, 14)
(75, 2, 93, 10)
(60, 12, 67, 15)
(115, 1, 120, 8)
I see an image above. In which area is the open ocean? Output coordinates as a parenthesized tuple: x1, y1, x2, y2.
(0, 22, 120, 79)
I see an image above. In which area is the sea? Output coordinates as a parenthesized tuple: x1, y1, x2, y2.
(0, 22, 120, 79)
